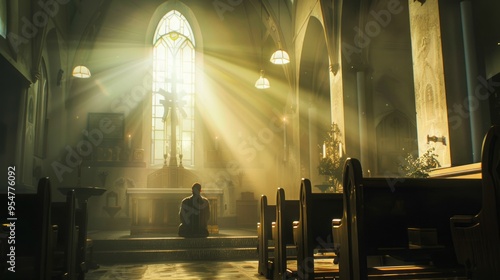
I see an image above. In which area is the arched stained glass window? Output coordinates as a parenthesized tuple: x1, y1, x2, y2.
(152, 10, 195, 166)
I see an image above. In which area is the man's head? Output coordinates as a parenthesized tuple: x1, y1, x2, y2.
(192, 183, 201, 195)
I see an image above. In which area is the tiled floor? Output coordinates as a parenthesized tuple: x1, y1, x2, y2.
(86, 260, 266, 280)
(86, 227, 266, 279)
(84, 228, 466, 280)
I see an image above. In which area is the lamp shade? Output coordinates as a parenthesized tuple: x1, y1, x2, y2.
(72, 65, 91, 78)
(255, 70, 270, 89)
(270, 49, 290, 65)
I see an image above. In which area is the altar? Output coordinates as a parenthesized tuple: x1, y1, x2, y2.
(127, 187, 223, 235)
(125, 82, 225, 235)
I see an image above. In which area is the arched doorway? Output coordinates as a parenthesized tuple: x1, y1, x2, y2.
(376, 110, 418, 175)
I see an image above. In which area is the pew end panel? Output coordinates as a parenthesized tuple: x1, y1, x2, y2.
(332, 218, 342, 265)
(450, 125, 500, 278)
(1, 177, 53, 280)
(337, 158, 365, 280)
(337, 158, 482, 279)
(258, 194, 276, 279)
(295, 178, 342, 279)
(51, 190, 78, 280)
(273, 188, 299, 280)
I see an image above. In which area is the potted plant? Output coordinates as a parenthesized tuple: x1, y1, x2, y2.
(317, 123, 347, 192)
(399, 147, 441, 178)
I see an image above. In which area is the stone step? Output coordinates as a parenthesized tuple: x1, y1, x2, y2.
(94, 247, 258, 263)
(92, 236, 259, 263)
(93, 236, 257, 251)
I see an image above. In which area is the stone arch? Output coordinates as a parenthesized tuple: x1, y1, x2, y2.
(298, 16, 330, 183)
(376, 110, 418, 176)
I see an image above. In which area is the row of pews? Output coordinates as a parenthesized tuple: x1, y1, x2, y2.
(258, 179, 343, 280)
(258, 125, 500, 279)
(0, 177, 92, 280)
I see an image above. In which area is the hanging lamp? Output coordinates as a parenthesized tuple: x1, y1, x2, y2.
(270, 49, 290, 65)
(270, 0, 290, 65)
(255, 0, 270, 89)
(72, 65, 91, 78)
(255, 70, 270, 89)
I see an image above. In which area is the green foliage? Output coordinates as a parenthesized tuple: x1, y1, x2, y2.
(318, 123, 347, 185)
(399, 147, 441, 178)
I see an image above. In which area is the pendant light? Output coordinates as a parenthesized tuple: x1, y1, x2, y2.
(255, 0, 270, 89)
(270, 49, 290, 65)
(255, 70, 270, 89)
(72, 65, 91, 78)
(270, 0, 290, 65)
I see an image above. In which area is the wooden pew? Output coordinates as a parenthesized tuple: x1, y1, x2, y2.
(75, 205, 90, 279)
(63, 187, 106, 278)
(257, 194, 276, 279)
(292, 178, 342, 279)
(1, 178, 81, 280)
(334, 158, 482, 280)
(450, 125, 500, 278)
(51, 189, 78, 280)
(1, 177, 52, 280)
(272, 188, 300, 280)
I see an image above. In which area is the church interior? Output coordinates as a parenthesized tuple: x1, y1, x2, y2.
(1, 0, 500, 279)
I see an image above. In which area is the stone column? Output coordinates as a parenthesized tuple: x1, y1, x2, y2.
(308, 107, 319, 183)
(408, 0, 451, 166)
(357, 71, 369, 174)
(460, 0, 482, 162)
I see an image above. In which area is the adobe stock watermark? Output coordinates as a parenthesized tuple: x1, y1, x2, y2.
(382, 142, 423, 192)
(50, 67, 149, 183)
(204, 108, 284, 191)
(51, 117, 117, 182)
(8, 0, 70, 52)
(110, 69, 153, 116)
(179, 193, 210, 228)
(295, 234, 336, 279)
(448, 75, 500, 130)
(213, 0, 243, 21)
(342, 0, 403, 63)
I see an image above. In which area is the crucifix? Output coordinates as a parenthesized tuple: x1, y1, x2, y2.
(159, 76, 187, 167)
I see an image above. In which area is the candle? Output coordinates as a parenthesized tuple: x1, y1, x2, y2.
(339, 143, 343, 158)
(127, 134, 132, 149)
(322, 143, 326, 158)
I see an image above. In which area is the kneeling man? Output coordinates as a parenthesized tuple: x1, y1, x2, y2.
(178, 183, 210, 237)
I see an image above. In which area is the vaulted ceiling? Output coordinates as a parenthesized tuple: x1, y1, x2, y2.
(67, 0, 298, 90)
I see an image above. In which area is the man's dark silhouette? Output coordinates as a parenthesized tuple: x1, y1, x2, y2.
(178, 183, 210, 237)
